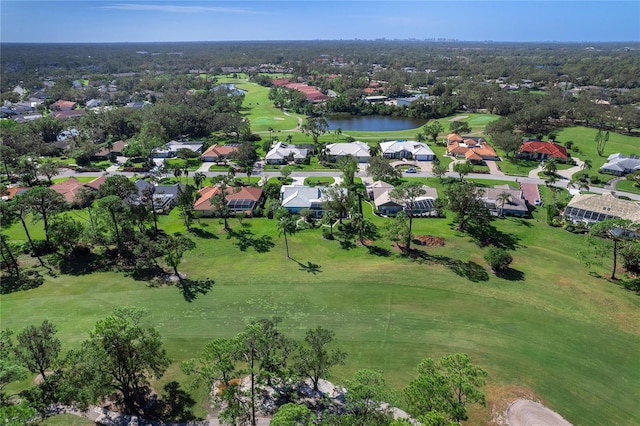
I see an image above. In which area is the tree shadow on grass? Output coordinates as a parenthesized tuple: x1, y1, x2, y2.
(466, 223, 519, 250)
(509, 217, 533, 228)
(496, 267, 526, 281)
(175, 278, 214, 302)
(366, 245, 392, 257)
(400, 248, 490, 282)
(190, 227, 219, 239)
(227, 228, 275, 253)
(291, 258, 323, 274)
(57, 251, 109, 276)
(0, 270, 45, 294)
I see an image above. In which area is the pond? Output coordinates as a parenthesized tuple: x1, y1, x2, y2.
(327, 115, 427, 132)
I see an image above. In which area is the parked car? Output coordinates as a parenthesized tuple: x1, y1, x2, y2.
(405, 168, 417, 173)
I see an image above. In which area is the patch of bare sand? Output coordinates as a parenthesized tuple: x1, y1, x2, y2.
(449, 115, 469, 121)
(506, 399, 573, 426)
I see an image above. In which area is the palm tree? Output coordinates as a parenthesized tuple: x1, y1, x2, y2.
(335, 128, 343, 139)
(173, 167, 182, 183)
(277, 214, 297, 259)
(369, 142, 381, 157)
(182, 167, 189, 185)
(285, 134, 293, 144)
(496, 191, 511, 217)
(268, 126, 274, 141)
(542, 159, 557, 176)
(582, 159, 593, 172)
(193, 172, 206, 189)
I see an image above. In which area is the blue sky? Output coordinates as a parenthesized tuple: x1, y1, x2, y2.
(1, 1, 639, 43)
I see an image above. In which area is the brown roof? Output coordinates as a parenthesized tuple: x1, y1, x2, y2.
(50, 100, 76, 111)
(51, 109, 85, 120)
(49, 177, 85, 203)
(200, 144, 238, 159)
(84, 175, 107, 190)
(93, 140, 126, 157)
(2, 187, 29, 200)
(565, 193, 640, 222)
(194, 186, 262, 211)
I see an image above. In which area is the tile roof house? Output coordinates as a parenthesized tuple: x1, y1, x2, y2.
(193, 185, 263, 216)
(379, 140, 435, 161)
(1, 187, 29, 201)
(446, 134, 500, 162)
(280, 185, 337, 217)
(92, 140, 127, 160)
(200, 144, 239, 162)
(563, 193, 640, 224)
(49, 176, 107, 204)
(600, 153, 640, 176)
(265, 142, 309, 165)
(325, 141, 371, 163)
(367, 181, 439, 216)
(51, 109, 85, 120)
(518, 140, 569, 161)
(480, 185, 529, 217)
(50, 100, 77, 111)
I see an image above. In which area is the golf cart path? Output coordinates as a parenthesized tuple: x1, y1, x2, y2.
(506, 399, 573, 426)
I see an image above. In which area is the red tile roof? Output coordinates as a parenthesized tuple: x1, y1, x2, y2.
(194, 186, 262, 211)
(519, 141, 569, 159)
(49, 177, 85, 203)
(200, 144, 239, 159)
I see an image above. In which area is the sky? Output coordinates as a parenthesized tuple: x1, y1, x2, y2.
(1, 0, 639, 43)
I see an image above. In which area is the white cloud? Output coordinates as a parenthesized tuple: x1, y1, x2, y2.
(100, 3, 271, 15)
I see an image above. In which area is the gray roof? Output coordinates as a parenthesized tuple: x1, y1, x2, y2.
(564, 193, 640, 223)
(601, 154, 640, 173)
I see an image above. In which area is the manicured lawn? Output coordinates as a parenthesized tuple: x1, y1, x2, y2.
(40, 414, 95, 425)
(2, 198, 639, 426)
(615, 178, 640, 194)
(216, 76, 300, 133)
(52, 176, 97, 184)
(303, 176, 335, 186)
(555, 127, 640, 182)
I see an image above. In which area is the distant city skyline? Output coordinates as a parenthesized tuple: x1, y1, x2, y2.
(1, 1, 639, 43)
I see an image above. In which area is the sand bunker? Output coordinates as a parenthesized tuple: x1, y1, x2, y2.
(507, 399, 573, 426)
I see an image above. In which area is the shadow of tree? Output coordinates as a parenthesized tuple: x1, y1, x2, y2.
(366, 245, 392, 257)
(152, 381, 200, 422)
(0, 270, 45, 294)
(175, 278, 214, 302)
(400, 249, 490, 282)
(496, 267, 526, 281)
(509, 217, 533, 228)
(291, 258, 323, 274)
(466, 223, 519, 250)
(57, 252, 109, 275)
(190, 228, 219, 239)
(227, 228, 275, 253)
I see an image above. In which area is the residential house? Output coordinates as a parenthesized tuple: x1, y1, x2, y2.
(446, 134, 500, 163)
(480, 185, 528, 217)
(280, 185, 336, 217)
(600, 153, 640, 176)
(563, 193, 640, 224)
(86, 99, 103, 108)
(265, 142, 309, 165)
(50, 100, 77, 111)
(200, 144, 239, 162)
(518, 140, 569, 161)
(325, 141, 371, 163)
(379, 140, 435, 161)
(133, 180, 185, 213)
(51, 109, 85, 120)
(193, 185, 263, 217)
(49, 175, 106, 205)
(1, 187, 29, 201)
(367, 181, 439, 216)
(92, 140, 127, 161)
(152, 141, 204, 158)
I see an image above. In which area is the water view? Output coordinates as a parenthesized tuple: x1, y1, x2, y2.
(327, 115, 427, 132)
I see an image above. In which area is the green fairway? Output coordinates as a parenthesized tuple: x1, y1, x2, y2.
(2, 199, 639, 425)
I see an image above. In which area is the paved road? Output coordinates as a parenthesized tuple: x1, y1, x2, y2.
(50, 165, 640, 202)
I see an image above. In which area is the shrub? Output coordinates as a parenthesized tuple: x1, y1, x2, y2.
(484, 247, 513, 272)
